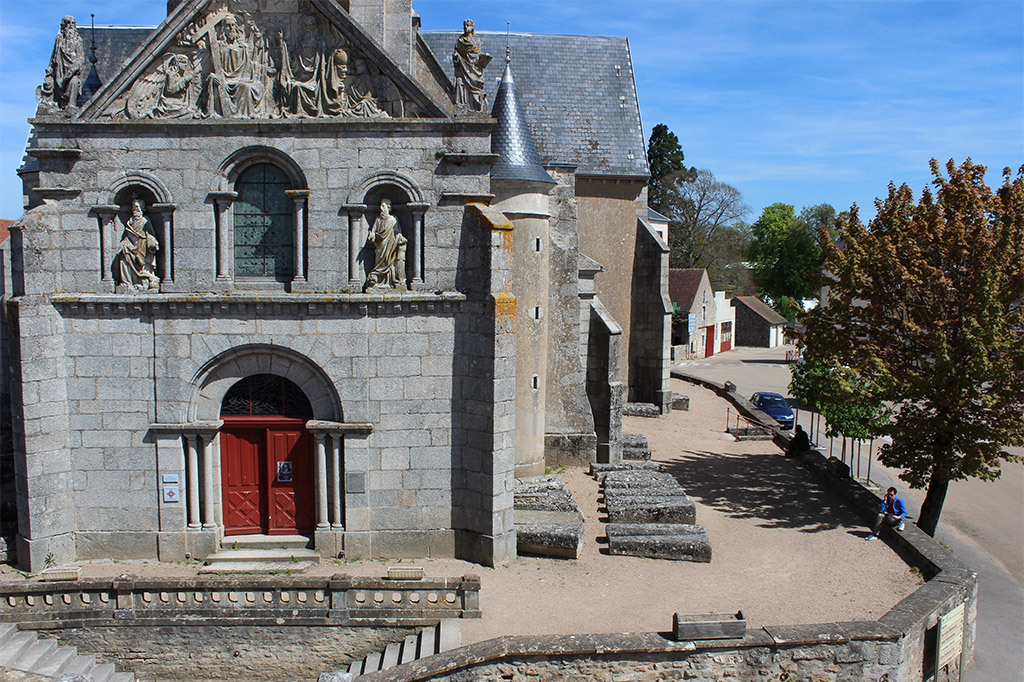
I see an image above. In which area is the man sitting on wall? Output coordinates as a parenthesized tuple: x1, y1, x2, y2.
(866, 487, 906, 540)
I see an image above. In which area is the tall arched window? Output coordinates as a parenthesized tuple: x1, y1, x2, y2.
(234, 163, 293, 279)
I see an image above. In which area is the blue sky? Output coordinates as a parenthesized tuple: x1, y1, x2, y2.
(1, 0, 1021, 222)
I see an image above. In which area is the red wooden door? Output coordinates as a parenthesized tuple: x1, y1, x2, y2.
(222, 418, 314, 535)
(705, 325, 715, 358)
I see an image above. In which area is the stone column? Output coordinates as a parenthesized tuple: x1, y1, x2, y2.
(341, 204, 366, 286)
(152, 202, 176, 287)
(285, 190, 309, 284)
(329, 433, 343, 528)
(201, 434, 217, 529)
(91, 205, 120, 285)
(209, 191, 238, 282)
(186, 434, 201, 529)
(408, 202, 430, 287)
(314, 432, 329, 529)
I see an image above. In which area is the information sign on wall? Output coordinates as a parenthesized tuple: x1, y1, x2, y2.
(936, 601, 965, 679)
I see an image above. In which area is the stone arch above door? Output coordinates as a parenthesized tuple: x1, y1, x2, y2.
(189, 344, 341, 422)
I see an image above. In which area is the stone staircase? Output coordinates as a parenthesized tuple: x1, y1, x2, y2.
(319, 619, 460, 681)
(0, 622, 135, 681)
(200, 534, 319, 574)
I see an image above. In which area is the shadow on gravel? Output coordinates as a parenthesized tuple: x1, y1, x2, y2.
(659, 449, 863, 533)
(739, 359, 794, 365)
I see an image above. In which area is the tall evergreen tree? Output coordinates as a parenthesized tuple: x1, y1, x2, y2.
(646, 123, 687, 215)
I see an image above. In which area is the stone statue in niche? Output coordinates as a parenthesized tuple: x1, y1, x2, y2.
(277, 14, 348, 117)
(112, 199, 161, 293)
(199, 11, 273, 118)
(452, 19, 490, 112)
(37, 16, 85, 113)
(127, 53, 202, 119)
(364, 198, 407, 290)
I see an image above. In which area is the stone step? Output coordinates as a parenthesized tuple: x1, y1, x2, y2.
(0, 623, 17, 646)
(381, 642, 401, 670)
(400, 634, 418, 664)
(111, 672, 137, 682)
(10, 637, 56, 671)
(200, 546, 319, 574)
(606, 495, 696, 525)
(222, 534, 313, 550)
(195, 557, 315, 569)
(606, 523, 712, 562)
(33, 645, 77, 677)
(0, 631, 35, 667)
(438, 619, 460, 653)
(91, 661, 117, 682)
(63, 653, 97, 677)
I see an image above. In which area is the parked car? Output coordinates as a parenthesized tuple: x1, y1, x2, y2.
(750, 392, 794, 429)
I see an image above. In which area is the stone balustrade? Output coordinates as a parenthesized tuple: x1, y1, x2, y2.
(0, 574, 481, 628)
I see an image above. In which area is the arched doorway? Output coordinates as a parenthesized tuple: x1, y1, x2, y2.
(220, 374, 315, 535)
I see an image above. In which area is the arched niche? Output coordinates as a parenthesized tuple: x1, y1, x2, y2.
(344, 170, 428, 287)
(96, 172, 176, 288)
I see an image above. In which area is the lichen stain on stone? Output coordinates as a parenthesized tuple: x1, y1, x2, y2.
(493, 292, 516, 330)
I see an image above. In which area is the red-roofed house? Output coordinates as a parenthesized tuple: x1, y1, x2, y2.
(669, 268, 716, 359)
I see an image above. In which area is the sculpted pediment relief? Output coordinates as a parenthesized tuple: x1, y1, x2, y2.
(95, 0, 426, 120)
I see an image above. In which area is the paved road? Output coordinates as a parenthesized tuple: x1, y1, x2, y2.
(676, 345, 1024, 682)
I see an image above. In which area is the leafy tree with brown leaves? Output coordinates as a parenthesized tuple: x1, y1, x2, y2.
(798, 159, 1024, 536)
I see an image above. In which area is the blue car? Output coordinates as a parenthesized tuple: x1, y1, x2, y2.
(750, 392, 794, 429)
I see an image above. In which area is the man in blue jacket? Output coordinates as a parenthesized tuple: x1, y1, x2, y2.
(867, 487, 906, 539)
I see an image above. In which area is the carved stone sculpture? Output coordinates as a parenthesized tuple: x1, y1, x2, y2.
(100, 3, 419, 120)
(278, 14, 348, 117)
(365, 198, 407, 289)
(113, 199, 161, 293)
(347, 59, 389, 119)
(127, 54, 202, 119)
(37, 16, 85, 112)
(203, 12, 272, 118)
(453, 19, 490, 111)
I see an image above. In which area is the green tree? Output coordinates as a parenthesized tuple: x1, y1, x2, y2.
(747, 203, 827, 319)
(798, 159, 1024, 536)
(646, 123, 687, 215)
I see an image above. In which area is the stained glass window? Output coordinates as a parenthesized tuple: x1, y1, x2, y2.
(234, 164, 293, 278)
(221, 374, 313, 418)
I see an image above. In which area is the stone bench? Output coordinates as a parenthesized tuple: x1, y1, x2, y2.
(513, 475, 584, 559)
(606, 523, 711, 562)
(605, 495, 697, 525)
(590, 461, 661, 482)
(514, 510, 585, 559)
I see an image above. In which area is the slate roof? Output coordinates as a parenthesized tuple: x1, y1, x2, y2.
(732, 296, 788, 325)
(490, 61, 555, 184)
(422, 31, 649, 179)
(669, 268, 708, 311)
(647, 207, 669, 222)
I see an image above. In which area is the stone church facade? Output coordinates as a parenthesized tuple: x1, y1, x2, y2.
(2, 0, 669, 571)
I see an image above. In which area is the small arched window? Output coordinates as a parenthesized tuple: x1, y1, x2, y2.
(234, 163, 293, 279)
(220, 374, 313, 418)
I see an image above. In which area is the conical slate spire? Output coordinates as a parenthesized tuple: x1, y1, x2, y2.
(490, 60, 555, 184)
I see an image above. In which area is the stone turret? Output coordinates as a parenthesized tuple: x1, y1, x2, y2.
(490, 58, 555, 479)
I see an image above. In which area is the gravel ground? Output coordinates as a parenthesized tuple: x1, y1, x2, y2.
(1, 379, 921, 644)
